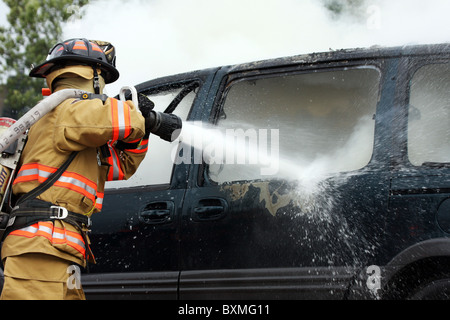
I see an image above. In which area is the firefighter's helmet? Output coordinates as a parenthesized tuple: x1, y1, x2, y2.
(29, 38, 119, 84)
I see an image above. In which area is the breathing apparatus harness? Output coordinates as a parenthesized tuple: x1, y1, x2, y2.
(6, 151, 90, 240)
(5, 92, 110, 237)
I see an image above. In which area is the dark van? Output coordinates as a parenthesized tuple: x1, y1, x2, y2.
(5, 43, 450, 300)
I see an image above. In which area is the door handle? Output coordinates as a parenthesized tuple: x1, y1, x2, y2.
(139, 201, 174, 225)
(192, 198, 227, 221)
(194, 206, 224, 215)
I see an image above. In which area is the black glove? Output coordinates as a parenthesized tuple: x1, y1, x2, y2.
(138, 94, 154, 118)
(138, 94, 155, 139)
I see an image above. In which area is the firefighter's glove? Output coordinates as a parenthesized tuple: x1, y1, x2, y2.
(138, 94, 155, 139)
(138, 94, 154, 118)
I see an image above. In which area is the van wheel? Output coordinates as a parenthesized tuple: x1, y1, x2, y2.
(408, 278, 450, 300)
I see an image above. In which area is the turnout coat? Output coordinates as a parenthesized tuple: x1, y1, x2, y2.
(1, 75, 147, 267)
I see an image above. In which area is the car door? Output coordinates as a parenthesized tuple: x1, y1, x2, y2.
(388, 55, 450, 259)
(81, 69, 218, 299)
(178, 57, 396, 299)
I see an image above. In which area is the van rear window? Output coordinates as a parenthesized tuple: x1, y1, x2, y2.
(408, 62, 450, 166)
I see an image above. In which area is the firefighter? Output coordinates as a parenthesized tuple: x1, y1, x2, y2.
(0, 39, 148, 300)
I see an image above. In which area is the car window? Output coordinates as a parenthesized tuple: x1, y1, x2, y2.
(106, 84, 195, 188)
(408, 62, 450, 166)
(207, 67, 381, 184)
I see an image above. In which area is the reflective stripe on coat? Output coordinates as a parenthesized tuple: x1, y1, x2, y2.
(9, 221, 86, 257)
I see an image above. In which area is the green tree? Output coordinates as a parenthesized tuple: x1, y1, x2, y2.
(0, 0, 90, 118)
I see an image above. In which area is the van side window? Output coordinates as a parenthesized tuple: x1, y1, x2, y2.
(106, 85, 195, 188)
(207, 67, 380, 184)
(408, 62, 450, 166)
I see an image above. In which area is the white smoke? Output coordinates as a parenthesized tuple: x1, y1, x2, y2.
(61, 0, 450, 95)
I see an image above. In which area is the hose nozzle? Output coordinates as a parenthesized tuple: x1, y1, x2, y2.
(147, 111, 182, 142)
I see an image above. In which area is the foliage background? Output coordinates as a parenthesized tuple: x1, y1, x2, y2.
(0, 0, 89, 118)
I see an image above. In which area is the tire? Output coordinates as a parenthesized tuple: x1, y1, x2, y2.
(408, 278, 450, 300)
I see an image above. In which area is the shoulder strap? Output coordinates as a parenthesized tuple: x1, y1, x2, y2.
(16, 151, 79, 206)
